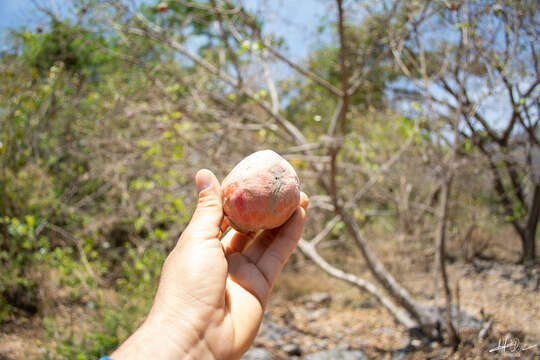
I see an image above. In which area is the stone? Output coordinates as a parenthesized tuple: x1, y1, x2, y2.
(391, 351, 409, 360)
(242, 347, 273, 360)
(311, 292, 332, 305)
(308, 308, 329, 321)
(336, 342, 352, 350)
(304, 349, 369, 360)
(258, 319, 292, 342)
(282, 343, 302, 356)
(302, 292, 332, 309)
(391, 344, 416, 360)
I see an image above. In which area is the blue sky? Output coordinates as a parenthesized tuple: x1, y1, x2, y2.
(0, 0, 333, 61)
(0, 0, 45, 30)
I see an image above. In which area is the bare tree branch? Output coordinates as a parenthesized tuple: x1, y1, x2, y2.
(310, 215, 340, 248)
(298, 239, 418, 329)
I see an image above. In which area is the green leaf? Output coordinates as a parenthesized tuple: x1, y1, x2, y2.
(240, 40, 251, 53)
(25, 215, 36, 227)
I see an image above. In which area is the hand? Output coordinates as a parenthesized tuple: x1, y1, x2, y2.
(111, 169, 308, 360)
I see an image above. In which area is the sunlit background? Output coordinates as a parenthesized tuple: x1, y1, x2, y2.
(0, 1, 538, 359)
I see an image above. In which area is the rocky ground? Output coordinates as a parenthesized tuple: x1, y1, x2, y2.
(241, 259, 540, 360)
(1, 239, 539, 360)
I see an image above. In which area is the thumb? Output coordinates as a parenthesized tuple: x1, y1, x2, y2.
(186, 169, 223, 241)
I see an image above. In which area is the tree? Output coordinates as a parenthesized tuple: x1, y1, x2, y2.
(389, 0, 539, 262)
(93, 0, 481, 341)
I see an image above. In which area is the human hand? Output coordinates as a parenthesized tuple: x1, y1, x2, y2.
(111, 169, 308, 360)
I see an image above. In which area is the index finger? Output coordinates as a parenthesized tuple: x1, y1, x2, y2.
(242, 192, 308, 263)
(255, 195, 308, 287)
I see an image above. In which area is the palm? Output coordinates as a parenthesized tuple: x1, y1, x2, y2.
(180, 219, 304, 360)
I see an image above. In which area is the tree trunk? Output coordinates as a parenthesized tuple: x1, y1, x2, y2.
(521, 229, 536, 264)
(488, 158, 538, 264)
(520, 184, 539, 263)
(335, 203, 431, 328)
(434, 177, 460, 348)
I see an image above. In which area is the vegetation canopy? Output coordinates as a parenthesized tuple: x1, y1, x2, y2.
(0, 0, 538, 358)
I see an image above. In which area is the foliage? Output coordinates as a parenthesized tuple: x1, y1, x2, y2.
(0, 0, 537, 357)
(0, 8, 193, 356)
(18, 20, 108, 78)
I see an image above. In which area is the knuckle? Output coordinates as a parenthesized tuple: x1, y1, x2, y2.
(197, 195, 221, 209)
(265, 248, 285, 266)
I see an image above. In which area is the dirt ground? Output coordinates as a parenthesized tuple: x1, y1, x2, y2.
(1, 229, 538, 360)
(265, 258, 539, 359)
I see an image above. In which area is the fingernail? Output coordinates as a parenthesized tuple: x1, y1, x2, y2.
(196, 170, 213, 194)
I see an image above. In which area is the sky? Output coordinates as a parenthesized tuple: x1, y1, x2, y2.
(0, 0, 49, 30)
(0, 0, 334, 61)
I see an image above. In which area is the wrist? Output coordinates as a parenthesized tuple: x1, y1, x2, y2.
(111, 310, 216, 360)
(110, 320, 183, 360)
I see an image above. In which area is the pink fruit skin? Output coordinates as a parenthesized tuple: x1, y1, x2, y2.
(222, 150, 300, 233)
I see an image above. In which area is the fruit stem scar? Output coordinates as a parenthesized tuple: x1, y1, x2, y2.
(271, 167, 284, 201)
